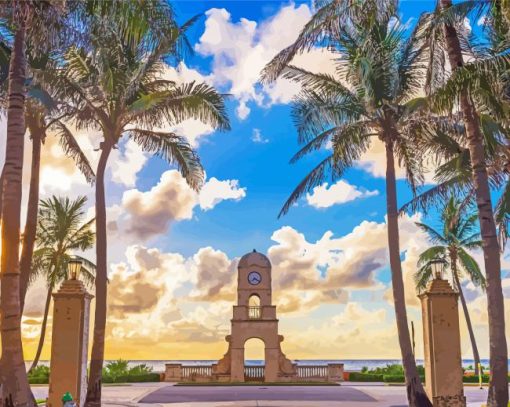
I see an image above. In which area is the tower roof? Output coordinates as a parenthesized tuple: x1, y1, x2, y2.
(238, 249, 271, 268)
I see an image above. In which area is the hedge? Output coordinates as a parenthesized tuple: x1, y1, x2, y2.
(28, 376, 49, 384)
(348, 372, 383, 382)
(383, 374, 405, 383)
(350, 374, 508, 384)
(30, 372, 160, 384)
(102, 373, 160, 383)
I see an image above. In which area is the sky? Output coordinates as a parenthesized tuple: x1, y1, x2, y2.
(1, 0, 509, 362)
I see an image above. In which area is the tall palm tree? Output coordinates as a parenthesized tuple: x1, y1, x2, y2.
(418, 4, 508, 402)
(20, 79, 96, 315)
(20, 106, 95, 314)
(0, 7, 96, 315)
(262, 1, 442, 405)
(0, 2, 64, 405)
(43, 3, 230, 404)
(27, 195, 95, 374)
(415, 197, 485, 375)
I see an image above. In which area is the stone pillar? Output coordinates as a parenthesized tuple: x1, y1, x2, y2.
(265, 348, 279, 382)
(327, 363, 344, 382)
(164, 364, 182, 382)
(48, 279, 93, 407)
(230, 348, 244, 381)
(419, 278, 466, 407)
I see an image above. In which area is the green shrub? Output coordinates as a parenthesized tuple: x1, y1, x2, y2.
(28, 376, 49, 384)
(383, 374, 405, 383)
(104, 359, 129, 382)
(463, 375, 491, 383)
(128, 364, 153, 375)
(348, 372, 383, 382)
(28, 365, 50, 384)
(124, 373, 160, 383)
(103, 373, 160, 383)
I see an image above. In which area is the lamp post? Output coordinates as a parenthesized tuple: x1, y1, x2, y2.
(67, 258, 82, 280)
(429, 258, 447, 280)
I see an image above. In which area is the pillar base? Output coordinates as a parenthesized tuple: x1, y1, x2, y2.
(433, 394, 466, 407)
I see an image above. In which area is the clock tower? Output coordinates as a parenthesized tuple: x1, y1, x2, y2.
(213, 250, 296, 382)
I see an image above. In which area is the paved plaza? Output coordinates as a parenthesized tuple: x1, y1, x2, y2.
(31, 382, 500, 406)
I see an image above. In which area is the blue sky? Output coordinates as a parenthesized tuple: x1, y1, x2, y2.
(12, 0, 509, 360)
(143, 1, 434, 257)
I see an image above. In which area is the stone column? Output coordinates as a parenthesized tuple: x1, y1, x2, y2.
(327, 363, 344, 382)
(265, 347, 279, 382)
(164, 364, 182, 382)
(230, 348, 245, 382)
(48, 279, 93, 407)
(419, 277, 466, 407)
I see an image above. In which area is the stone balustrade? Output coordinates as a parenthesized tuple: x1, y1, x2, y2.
(164, 362, 344, 383)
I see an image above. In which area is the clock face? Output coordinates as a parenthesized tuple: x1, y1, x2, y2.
(248, 271, 262, 285)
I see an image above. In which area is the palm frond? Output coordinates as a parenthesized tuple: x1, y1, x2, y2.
(128, 129, 204, 191)
(260, 0, 359, 83)
(49, 121, 95, 184)
(495, 178, 510, 250)
(279, 154, 341, 217)
(415, 222, 448, 245)
(129, 82, 230, 132)
(458, 247, 486, 289)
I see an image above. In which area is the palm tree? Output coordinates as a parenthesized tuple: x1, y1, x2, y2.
(415, 197, 485, 375)
(42, 3, 230, 404)
(262, 1, 440, 405)
(19, 103, 95, 314)
(0, 2, 64, 405)
(418, 4, 508, 402)
(0, 7, 96, 315)
(27, 195, 95, 374)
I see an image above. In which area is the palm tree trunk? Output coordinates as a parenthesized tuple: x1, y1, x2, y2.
(20, 127, 43, 314)
(0, 16, 36, 407)
(0, 165, 5, 224)
(85, 139, 113, 407)
(27, 286, 52, 374)
(440, 1, 508, 405)
(385, 140, 431, 407)
(452, 266, 481, 376)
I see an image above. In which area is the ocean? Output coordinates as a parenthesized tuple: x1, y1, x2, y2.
(29, 359, 502, 373)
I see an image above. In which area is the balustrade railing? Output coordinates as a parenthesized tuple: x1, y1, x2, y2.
(181, 365, 213, 380)
(165, 362, 343, 383)
(244, 365, 265, 381)
(297, 365, 328, 379)
(248, 306, 261, 319)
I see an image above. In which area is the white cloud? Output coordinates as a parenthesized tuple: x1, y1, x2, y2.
(110, 139, 148, 187)
(120, 170, 197, 240)
(196, 5, 338, 119)
(251, 128, 269, 144)
(110, 170, 247, 241)
(333, 302, 387, 326)
(199, 177, 247, 210)
(306, 180, 378, 208)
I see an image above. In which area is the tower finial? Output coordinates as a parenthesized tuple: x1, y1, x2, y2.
(253, 248, 257, 253)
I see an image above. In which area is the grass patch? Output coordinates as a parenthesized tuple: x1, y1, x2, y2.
(175, 382, 339, 386)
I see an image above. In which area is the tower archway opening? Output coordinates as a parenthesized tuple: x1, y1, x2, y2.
(248, 294, 261, 319)
(244, 337, 265, 382)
